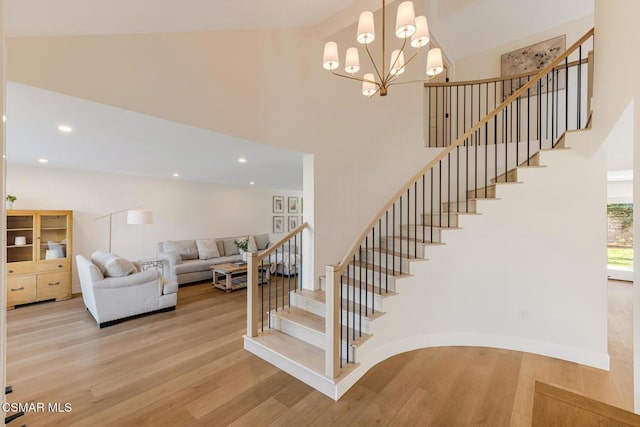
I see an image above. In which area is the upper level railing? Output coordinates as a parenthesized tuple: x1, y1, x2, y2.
(324, 28, 595, 378)
(425, 40, 593, 149)
(247, 222, 308, 337)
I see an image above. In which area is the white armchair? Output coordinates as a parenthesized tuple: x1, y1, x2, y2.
(76, 254, 178, 328)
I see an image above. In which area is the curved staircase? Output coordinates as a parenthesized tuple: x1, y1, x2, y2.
(245, 29, 598, 400)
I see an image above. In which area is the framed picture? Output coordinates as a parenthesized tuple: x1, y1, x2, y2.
(288, 216, 299, 232)
(501, 34, 566, 100)
(300, 197, 303, 214)
(288, 196, 299, 213)
(273, 216, 285, 234)
(273, 196, 284, 213)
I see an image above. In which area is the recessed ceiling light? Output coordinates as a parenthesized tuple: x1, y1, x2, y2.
(249, 181, 255, 185)
(172, 173, 180, 177)
(38, 158, 49, 164)
(238, 157, 247, 164)
(58, 125, 73, 133)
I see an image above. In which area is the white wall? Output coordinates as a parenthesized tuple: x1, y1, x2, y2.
(5, 2, 441, 288)
(592, 0, 640, 412)
(6, 164, 301, 293)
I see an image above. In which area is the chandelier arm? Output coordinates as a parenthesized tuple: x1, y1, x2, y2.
(400, 46, 423, 70)
(382, 36, 408, 84)
(368, 86, 382, 98)
(364, 43, 384, 84)
(330, 70, 380, 85)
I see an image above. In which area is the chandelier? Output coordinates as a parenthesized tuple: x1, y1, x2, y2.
(322, 1, 444, 97)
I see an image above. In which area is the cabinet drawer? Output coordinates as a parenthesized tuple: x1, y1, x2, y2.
(7, 276, 37, 306)
(7, 263, 35, 276)
(37, 260, 70, 273)
(37, 272, 71, 300)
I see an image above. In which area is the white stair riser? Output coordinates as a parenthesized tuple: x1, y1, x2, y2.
(421, 213, 459, 227)
(467, 185, 496, 199)
(290, 291, 325, 317)
(399, 226, 442, 242)
(380, 237, 426, 258)
(320, 276, 394, 303)
(340, 310, 372, 334)
(290, 290, 383, 324)
(443, 200, 477, 213)
(270, 312, 325, 349)
(359, 249, 411, 272)
(345, 267, 399, 288)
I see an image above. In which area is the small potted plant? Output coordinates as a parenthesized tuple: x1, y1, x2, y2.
(6, 195, 16, 209)
(235, 237, 250, 262)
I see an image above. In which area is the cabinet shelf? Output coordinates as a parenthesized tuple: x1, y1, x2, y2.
(7, 245, 33, 249)
(7, 228, 34, 232)
(41, 227, 68, 231)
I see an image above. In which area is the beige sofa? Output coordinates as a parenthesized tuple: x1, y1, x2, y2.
(157, 234, 270, 285)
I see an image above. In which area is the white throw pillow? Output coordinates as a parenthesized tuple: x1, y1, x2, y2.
(196, 239, 220, 260)
(104, 256, 137, 277)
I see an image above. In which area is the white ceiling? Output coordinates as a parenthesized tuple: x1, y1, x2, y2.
(5, 0, 361, 37)
(433, 0, 594, 60)
(6, 82, 304, 189)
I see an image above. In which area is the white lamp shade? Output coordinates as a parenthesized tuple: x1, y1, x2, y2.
(345, 47, 360, 74)
(390, 50, 405, 76)
(395, 1, 416, 38)
(362, 73, 376, 96)
(127, 209, 153, 225)
(411, 16, 430, 48)
(426, 48, 444, 77)
(357, 11, 375, 44)
(323, 41, 339, 70)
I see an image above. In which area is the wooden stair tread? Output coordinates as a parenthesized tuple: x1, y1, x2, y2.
(368, 247, 424, 260)
(350, 260, 413, 278)
(321, 276, 398, 298)
(251, 329, 357, 379)
(291, 292, 385, 321)
(401, 224, 463, 230)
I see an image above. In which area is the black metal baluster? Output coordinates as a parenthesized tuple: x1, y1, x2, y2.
(565, 57, 569, 134)
(358, 246, 362, 337)
(406, 188, 410, 260)
(578, 45, 582, 129)
(435, 85, 439, 147)
(422, 174, 426, 245)
(392, 203, 396, 276)
(399, 196, 403, 275)
(385, 211, 389, 293)
(352, 256, 356, 342)
(414, 181, 417, 257)
(340, 274, 343, 367)
(261, 260, 264, 331)
(428, 87, 432, 146)
(268, 254, 272, 327)
(365, 236, 369, 316)
(538, 79, 542, 150)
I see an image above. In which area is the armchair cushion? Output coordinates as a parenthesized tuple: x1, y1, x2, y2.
(92, 269, 159, 289)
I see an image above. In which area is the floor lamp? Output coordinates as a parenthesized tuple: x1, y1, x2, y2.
(94, 208, 153, 253)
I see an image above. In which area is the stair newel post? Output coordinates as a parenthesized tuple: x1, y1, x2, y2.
(325, 265, 340, 378)
(247, 252, 260, 337)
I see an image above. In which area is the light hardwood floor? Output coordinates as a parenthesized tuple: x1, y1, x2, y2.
(6, 280, 632, 426)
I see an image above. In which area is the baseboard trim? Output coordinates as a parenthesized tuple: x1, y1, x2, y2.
(98, 305, 176, 328)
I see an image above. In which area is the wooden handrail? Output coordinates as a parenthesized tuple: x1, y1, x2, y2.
(337, 28, 594, 270)
(424, 57, 590, 88)
(258, 222, 308, 260)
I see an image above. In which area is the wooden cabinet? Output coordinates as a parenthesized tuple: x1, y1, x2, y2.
(6, 210, 73, 309)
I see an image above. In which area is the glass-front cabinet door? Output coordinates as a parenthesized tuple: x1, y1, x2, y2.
(38, 214, 70, 262)
(6, 214, 36, 266)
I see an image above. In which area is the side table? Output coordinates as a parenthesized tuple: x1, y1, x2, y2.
(138, 259, 169, 277)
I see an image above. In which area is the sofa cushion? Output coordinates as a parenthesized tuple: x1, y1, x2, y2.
(222, 238, 240, 256)
(174, 259, 216, 275)
(196, 239, 220, 260)
(91, 251, 113, 275)
(163, 240, 198, 260)
(254, 233, 270, 250)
